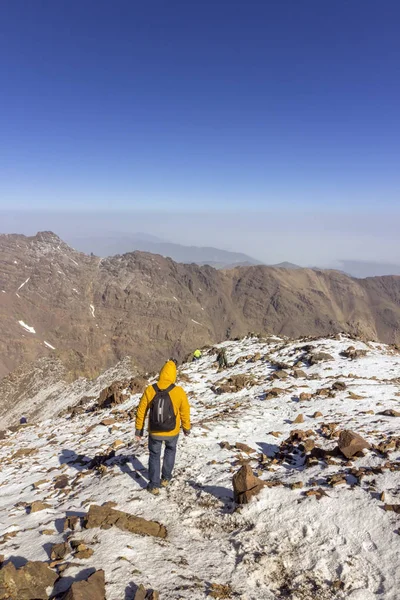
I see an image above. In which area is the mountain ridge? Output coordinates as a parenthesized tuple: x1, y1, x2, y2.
(1, 231, 400, 382)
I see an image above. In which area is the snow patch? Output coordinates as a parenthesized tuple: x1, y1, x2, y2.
(18, 320, 36, 334)
(90, 304, 95, 318)
(17, 277, 30, 291)
(191, 319, 202, 325)
(44, 341, 56, 350)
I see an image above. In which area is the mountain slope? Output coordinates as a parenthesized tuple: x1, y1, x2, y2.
(1, 231, 400, 381)
(0, 335, 399, 599)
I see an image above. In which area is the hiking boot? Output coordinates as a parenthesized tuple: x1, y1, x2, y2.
(161, 479, 170, 488)
(147, 486, 160, 496)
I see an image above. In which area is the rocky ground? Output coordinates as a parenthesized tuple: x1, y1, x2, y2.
(0, 334, 399, 599)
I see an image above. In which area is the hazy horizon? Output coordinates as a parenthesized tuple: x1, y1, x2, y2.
(1, 209, 399, 274)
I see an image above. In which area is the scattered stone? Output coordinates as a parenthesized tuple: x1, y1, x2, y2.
(235, 442, 256, 454)
(270, 370, 288, 381)
(50, 542, 69, 560)
(269, 431, 281, 438)
(208, 583, 233, 599)
(10, 448, 37, 461)
(293, 414, 304, 424)
(338, 430, 371, 459)
(64, 515, 80, 531)
(292, 369, 307, 378)
(29, 501, 51, 513)
(0, 561, 58, 599)
(112, 439, 125, 449)
(313, 411, 323, 418)
(331, 381, 347, 391)
(290, 481, 304, 489)
(265, 387, 286, 400)
(378, 409, 400, 417)
(32, 479, 49, 489)
(383, 504, 400, 514)
(84, 504, 167, 538)
(347, 391, 365, 400)
(54, 475, 69, 489)
(299, 392, 312, 401)
(340, 346, 368, 360)
(304, 488, 330, 500)
(100, 417, 116, 426)
(63, 569, 105, 600)
(134, 584, 160, 600)
(232, 464, 265, 504)
(308, 352, 334, 365)
(40, 529, 56, 535)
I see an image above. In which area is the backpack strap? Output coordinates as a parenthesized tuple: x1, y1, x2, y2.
(153, 383, 175, 394)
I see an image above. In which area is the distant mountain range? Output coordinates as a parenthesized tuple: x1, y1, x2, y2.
(66, 232, 263, 268)
(1, 231, 400, 385)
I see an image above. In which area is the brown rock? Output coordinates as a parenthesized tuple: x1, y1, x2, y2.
(84, 504, 167, 538)
(235, 442, 256, 454)
(293, 413, 304, 424)
(29, 501, 51, 513)
(338, 430, 371, 459)
(292, 369, 307, 378)
(0, 561, 58, 600)
(63, 569, 105, 600)
(134, 585, 160, 600)
(331, 381, 347, 391)
(299, 392, 312, 401)
(232, 464, 265, 504)
(383, 504, 400, 514)
(50, 542, 69, 560)
(265, 387, 285, 400)
(378, 409, 400, 417)
(54, 474, 69, 489)
(313, 411, 323, 418)
(64, 515, 80, 531)
(100, 417, 116, 426)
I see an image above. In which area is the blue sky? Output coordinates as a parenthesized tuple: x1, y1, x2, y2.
(0, 1, 399, 263)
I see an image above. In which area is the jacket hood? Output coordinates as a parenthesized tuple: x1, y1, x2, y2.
(158, 360, 177, 388)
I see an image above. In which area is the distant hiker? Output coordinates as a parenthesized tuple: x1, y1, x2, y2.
(20, 416, 27, 425)
(193, 349, 202, 361)
(135, 359, 191, 495)
(217, 348, 229, 369)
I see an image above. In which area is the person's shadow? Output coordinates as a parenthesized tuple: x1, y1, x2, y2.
(59, 448, 148, 489)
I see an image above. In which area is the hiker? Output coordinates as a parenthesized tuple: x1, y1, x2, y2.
(135, 359, 191, 495)
(20, 416, 27, 425)
(193, 348, 202, 361)
(216, 347, 229, 369)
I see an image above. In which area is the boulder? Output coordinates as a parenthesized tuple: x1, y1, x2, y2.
(308, 352, 334, 365)
(332, 381, 347, 391)
(54, 475, 69, 489)
(0, 561, 58, 600)
(232, 464, 265, 504)
(63, 569, 105, 600)
(338, 430, 371, 459)
(98, 382, 129, 409)
(299, 392, 312, 401)
(340, 347, 368, 360)
(29, 501, 51, 513)
(50, 542, 69, 560)
(134, 584, 160, 600)
(378, 409, 400, 417)
(293, 414, 304, 424)
(84, 504, 167, 538)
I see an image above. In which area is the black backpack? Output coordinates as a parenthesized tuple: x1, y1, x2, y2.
(149, 383, 177, 432)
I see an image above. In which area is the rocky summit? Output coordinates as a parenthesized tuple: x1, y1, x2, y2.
(0, 334, 399, 599)
(2, 231, 400, 385)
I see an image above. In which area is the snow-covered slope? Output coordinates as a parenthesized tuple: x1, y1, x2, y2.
(0, 335, 399, 599)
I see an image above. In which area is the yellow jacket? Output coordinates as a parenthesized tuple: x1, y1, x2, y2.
(135, 360, 191, 437)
